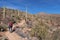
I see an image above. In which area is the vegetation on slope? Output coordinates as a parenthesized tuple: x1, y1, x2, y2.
(30, 18, 48, 40)
(0, 8, 60, 40)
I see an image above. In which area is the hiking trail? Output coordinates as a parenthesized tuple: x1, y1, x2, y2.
(5, 20, 26, 40)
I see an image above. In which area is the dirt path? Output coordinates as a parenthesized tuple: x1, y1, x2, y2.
(5, 31, 21, 40)
(5, 20, 25, 40)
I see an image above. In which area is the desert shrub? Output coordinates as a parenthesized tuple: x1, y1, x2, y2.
(52, 29, 60, 40)
(30, 22, 48, 40)
(0, 24, 8, 31)
(0, 36, 8, 40)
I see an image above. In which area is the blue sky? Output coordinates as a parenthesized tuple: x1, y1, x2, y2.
(0, 0, 60, 14)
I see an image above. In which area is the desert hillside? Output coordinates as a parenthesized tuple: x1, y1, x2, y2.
(0, 8, 60, 40)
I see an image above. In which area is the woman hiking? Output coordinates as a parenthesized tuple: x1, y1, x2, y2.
(8, 21, 14, 32)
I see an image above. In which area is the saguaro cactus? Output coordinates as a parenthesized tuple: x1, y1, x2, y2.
(18, 10, 20, 16)
(11, 10, 13, 17)
(3, 7, 6, 19)
(25, 7, 27, 21)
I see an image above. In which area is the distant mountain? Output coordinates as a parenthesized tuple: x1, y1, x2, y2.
(37, 12, 60, 17)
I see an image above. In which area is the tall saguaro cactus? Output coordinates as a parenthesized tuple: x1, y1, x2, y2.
(25, 7, 27, 21)
(18, 10, 20, 16)
(11, 10, 13, 17)
(3, 7, 6, 19)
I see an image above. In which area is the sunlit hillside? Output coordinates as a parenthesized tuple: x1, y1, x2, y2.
(0, 8, 60, 40)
